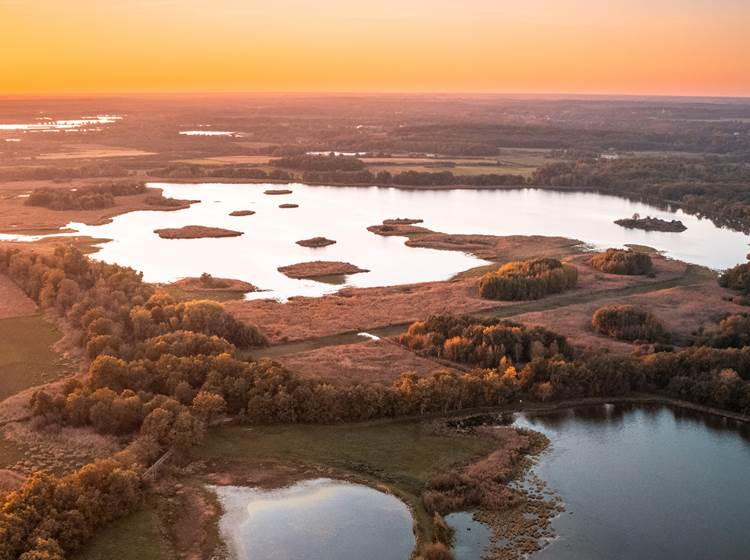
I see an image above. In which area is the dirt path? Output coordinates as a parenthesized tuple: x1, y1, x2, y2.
(254, 265, 708, 359)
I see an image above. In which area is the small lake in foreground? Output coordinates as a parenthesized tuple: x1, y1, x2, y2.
(452, 404, 750, 560)
(211, 478, 415, 560)
(2, 183, 748, 300)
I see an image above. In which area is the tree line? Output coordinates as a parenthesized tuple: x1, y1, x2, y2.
(532, 156, 750, 233)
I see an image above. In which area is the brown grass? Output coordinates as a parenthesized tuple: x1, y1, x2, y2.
(154, 225, 243, 239)
(406, 234, 582, 261)
(227, 277, 498, 344)
(277, 261, 368, 279)
(36, 146, 154, 160)
(276, 339, 460, 383)
(0, 273, 37, 319)
(367, 221, 583, 262)
(512, 276, 740, 352)
(228, 250, 690, 347)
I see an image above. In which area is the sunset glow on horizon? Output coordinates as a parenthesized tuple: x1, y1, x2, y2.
(1, 0, 748, 96)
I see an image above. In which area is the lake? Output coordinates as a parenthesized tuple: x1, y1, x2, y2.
(3, 183, 748, 300)
(210, 478, 415, 560)
(452, 404, 750, 560)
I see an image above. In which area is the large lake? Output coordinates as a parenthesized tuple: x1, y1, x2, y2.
(211, 479, 415, 560)
(453, 404, 750, 560)
(5, 183, 748, 299)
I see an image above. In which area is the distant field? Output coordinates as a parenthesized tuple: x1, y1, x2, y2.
(35, 146, 155, 160)
(0, 314, 71, 402)
(173, 150, 560, 179)
(366, 150, 562, 178)
(178, 155, 272, 166)
(370, 163, 538, 177)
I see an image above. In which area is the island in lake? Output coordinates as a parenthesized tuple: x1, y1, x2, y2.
(297, 236, 336, 248)
(154, 225, 244, 239)
(278, 260, 369, 279)
(171, 273, 259, 293)
(615, 215, 687, 232)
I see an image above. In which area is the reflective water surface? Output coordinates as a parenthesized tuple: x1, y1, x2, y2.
(0, 115, 121, 132)
(211, 478, 415, 560)
(451, 405, 750, 560)
(513, 404, 750, 560)
(2, 183, 748, 300)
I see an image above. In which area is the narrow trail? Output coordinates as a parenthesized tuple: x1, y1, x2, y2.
(254, 266, 709, 359)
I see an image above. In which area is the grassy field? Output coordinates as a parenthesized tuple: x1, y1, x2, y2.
(365, 150, 561, 178)
(175, 150, 560, 180)
(178, 155, 272, 166)
(74, 503, 167, 560)
(0, 314, 72, 402)
(195, 419, 500, 544)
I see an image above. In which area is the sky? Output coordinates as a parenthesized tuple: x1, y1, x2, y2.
(1, 0, 748, 96)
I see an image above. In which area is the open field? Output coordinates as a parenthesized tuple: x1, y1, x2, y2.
(0, 273, 37, 319)
(513, 280, 745, 350)
(35, 145, 155, 160)
(252, 257, 708, 383)
(0, 314, 72, 402)
(232, 246, 687, 346)
(360, 150, 561, 177)
(276, 339, 462, 383)
(178, 155, 272, 166)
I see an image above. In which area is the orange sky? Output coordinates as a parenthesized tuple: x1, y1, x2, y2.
(1, 0, 748, 96)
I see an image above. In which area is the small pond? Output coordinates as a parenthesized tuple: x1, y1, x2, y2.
(211, 478, 415, 560)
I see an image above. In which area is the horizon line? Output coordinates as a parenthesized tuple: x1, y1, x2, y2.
(1, 90, 749, 101)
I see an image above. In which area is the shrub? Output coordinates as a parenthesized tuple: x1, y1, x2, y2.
(589, 248, 653, 275)
(719, 262, 750, 294)
(697, 313, 750, 349)
(399, 315, 572, 367)
(479, 258, 578, 300)
(592, 304, 669, 342)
